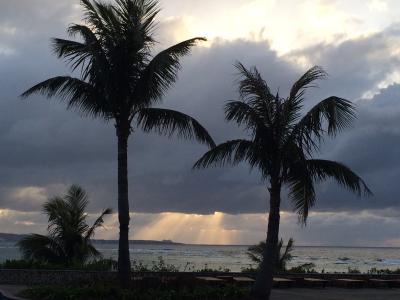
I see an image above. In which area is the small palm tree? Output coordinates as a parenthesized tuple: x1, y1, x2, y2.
(194, 63, 372, 299)
(17, 185, 111, 266)
(21, 0, 214, 286)
(247, 238, 294, 272)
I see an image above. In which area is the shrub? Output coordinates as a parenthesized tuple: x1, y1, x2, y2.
(287, 263, 317, 273)
(20, 284, 249, 300)
(347, 267, 361, 274)
(367, 267, 400, 275)
(132, 257, 179, 272)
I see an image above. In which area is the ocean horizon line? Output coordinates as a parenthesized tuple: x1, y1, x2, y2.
(96, 240, 400, 249)
(1, 232, 399, 249)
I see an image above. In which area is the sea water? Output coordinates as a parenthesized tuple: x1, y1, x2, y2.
(1, 242, 400, 273)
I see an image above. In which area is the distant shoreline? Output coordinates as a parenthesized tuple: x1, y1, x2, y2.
(92, 239, 183, 245)
(0, 233, 184, 246)
(1, 233, 400, 248)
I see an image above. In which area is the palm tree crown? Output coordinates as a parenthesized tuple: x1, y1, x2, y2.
(194, 63, 371, 299)
(195, 63, 371, 222)
(247, 238, 294, 272)
(21, 0, 214, 146)
(17, 185, 111, 266)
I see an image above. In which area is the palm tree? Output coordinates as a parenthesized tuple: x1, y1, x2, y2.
(17, 185, 111, 266)
(194, 63, 371, 299)
(247, 238, 294, 272)
(21, 0, 214, 286)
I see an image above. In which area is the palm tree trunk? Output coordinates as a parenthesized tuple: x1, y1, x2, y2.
(117, 128, 131, 288)
(252, 181, 281, 299)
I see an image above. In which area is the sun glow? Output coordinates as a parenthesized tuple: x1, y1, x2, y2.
(0, 209, 11, 218)
(133, 212, 240, 245)
(160, 0, 383, 55)
(10, 187, 47, 202)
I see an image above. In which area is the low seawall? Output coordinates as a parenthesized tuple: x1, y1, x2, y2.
(0, 270, 117, 285)
(1, 270, 400, 285)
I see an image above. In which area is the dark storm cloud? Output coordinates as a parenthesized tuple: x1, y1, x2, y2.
(311, 84, 400, 212)
(1, 0, 400, 220)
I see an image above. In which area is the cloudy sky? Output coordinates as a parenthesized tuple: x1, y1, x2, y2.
(1, 0, 400, 246)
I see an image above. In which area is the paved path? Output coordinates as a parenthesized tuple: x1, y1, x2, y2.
(271, 288, 400, 300)
(0, 285, 27, 300)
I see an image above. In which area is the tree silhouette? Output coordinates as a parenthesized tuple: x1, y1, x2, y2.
(194, 63, 371, 299)
(21, 0, 214, 286)
(18, 185, 111, 266)
(247, 238, 294, 272)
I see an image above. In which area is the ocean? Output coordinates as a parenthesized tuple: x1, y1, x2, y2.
(1, 242, 400, 273)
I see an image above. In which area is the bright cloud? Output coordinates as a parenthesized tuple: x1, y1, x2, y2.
(368, 0, 388, 12)
(159, 0, 394, 54)
(10, 187, 48, 204)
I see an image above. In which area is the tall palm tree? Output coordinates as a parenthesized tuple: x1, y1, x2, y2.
(21, 0, 214, 286)
(17, 185, 111, 266)
(194, 63, 371, 299)
(247, 238, 294, 272)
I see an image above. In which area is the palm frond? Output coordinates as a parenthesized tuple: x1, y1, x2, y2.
(235, 62, 273, 103)
(64, 185, 90, 237)
(287, 161, 316, 224)
(115, 0, 160, 38)
(281, 97, 302, 130)
(24, 185, 111, 265)
(51, 38, 92, 71)
(65, 185, 89, 215)
(82, 0, 117, 37)
(43, 196, 70, 235)
(134, 37, 206, 106)
(291, 97, 356, 154)
(247, 238, 294, 271)
(246, 242, 265, 264)
(280, 67, 327, 130)
(225, 101, 266, 131)
(17, 234, 63, 263)
(288, 158, 372, 223)
(85, 243, 102, 258)
(279, 238, 294, 269)
(234, 62, 276, 125)
(85, 208, 113, 240)
(193, 139, 258, 169)
(81, 0, 108, 34)
(95, 1, 119, 29)
(64, 24, 110, 79)
(307, 159, 372, 196)
(289, 66, 327, 101)
(69, 1, 122, 85)
(20, 76, 110, 118)
(137, 107, 215, 147)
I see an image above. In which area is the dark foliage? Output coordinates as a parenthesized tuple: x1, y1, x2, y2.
(21, 0, 214, 285)
(195, 63, 371, 222)
(17, 185, 111, 266)
(194, 63, 372, 298)
(247, 238, 294, 272)
(20, 284, 249, 300)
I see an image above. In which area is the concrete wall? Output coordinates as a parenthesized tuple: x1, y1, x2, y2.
(0, 269, 118, 285)
(1, 269, 400, 285)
